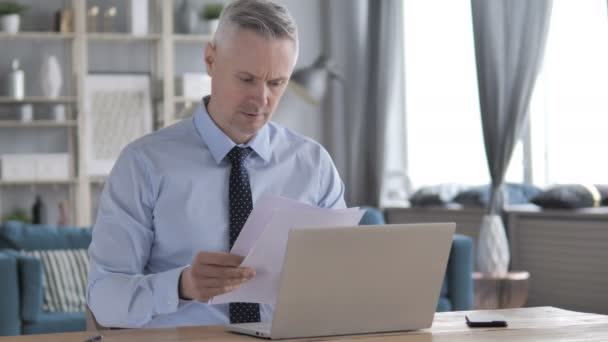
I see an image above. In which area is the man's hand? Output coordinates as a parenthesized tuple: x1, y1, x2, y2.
(179, 251, 255, 302)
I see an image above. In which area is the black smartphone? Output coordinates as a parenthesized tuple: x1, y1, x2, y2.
(465, 314, 508, 328)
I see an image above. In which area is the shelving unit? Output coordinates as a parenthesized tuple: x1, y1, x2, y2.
(0, 120, 77, 128)
(0, 179, 78, 186)
(0, 32, 75, 40)
(87, 32, 162, 42)
(0, 96, 77, 104)
(0, 0, 214, 226)
(173, 34, 213, 43)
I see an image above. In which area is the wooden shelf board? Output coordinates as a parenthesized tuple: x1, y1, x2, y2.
(0, 32, 75, 40)
(0, 96, 77, 104)
(0, 120, 77, 128)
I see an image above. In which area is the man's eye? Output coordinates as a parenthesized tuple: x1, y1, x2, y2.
(269, 80, 284, 87)
(241, 78, 254, 83)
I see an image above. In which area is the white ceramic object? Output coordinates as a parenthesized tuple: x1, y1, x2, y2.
(129, 0, 148, 35)
(477, 214, 510, 275)
(8, 59, 24, 99)
(52, 104, 66, 122)
(40, 55, 62, 98)
(0, 14, 20, 33)
(202, 19, 219, 35)
(19, 104, 33, 122)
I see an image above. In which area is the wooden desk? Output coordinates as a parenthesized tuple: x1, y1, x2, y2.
(2, 307, 608, 341)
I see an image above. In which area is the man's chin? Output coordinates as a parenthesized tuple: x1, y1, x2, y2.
(238, 121, 266, 137)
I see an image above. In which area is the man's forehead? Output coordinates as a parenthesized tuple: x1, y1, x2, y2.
(220, 27, 296, 54)
(217, 31, 296, 74)
(237, 70, 289, 80)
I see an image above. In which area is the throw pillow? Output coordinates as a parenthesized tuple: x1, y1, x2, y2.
(22, 249, 89, 312)
(409, 183, 470, 207)
(454, 183, 541, 208)
(531, 184, 606, 209)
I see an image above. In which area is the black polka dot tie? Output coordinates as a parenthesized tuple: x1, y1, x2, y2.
(227, 146, 261, 324)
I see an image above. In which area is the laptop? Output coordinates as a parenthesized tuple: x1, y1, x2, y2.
(226, 222, 456, 339)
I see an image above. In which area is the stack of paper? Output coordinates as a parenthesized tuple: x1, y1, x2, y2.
(210, 194, 365, 305)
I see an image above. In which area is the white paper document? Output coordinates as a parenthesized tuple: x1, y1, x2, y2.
(210, 194, 365, 305)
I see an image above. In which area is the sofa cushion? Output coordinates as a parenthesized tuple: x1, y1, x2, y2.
(22, 312, 86, 335)
(0, 221, 91, 251)
(436, 297, 452, 312)
(359, 207, 386, 225)
(22, 249, 89, 313)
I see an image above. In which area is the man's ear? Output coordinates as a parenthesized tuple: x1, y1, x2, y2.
(204, 42, 217, 76)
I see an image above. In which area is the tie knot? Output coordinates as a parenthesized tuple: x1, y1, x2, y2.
(227, 146, 252, 165)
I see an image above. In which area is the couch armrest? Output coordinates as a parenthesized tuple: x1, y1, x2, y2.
(446, 234, 474, 310)
(0, 250, 21, 335)
(17, 255, 44, 323)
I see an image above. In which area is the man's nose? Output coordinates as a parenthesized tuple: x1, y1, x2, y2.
(250, 82, 269, 108)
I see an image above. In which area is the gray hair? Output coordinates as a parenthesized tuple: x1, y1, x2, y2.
(213, 0, 299, 61)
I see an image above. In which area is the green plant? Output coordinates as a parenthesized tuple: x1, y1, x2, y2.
(3, 209, 31, 223)
(199, 3, 224, 20)
(0, 2, 27, 17)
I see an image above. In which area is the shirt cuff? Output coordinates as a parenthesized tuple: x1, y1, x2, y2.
(152, 265, 189, 315)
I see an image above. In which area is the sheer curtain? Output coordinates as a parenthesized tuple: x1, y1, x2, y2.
(324, 0, 407, 207)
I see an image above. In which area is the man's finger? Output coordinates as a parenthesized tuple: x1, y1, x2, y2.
(195, 251, 244, 267)
(196, 264, 255, 279)
(199, 276, 249, 288)
(199, 285, 241, 300)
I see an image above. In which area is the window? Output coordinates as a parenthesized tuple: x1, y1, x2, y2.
(529, 0, 608, 185)
(403, 0, 608, 190)
(403, 0, 524, 189)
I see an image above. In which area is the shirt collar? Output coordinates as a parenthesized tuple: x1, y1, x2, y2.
(193, 96, 271, 164)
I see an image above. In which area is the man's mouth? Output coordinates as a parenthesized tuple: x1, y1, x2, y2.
(241, 111, 263, 117)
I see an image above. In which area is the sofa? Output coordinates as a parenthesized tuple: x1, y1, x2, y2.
(360, 207, 474, 312)
(0, 221, 91, 336)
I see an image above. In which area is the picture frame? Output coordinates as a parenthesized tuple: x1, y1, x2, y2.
(83, 74, 152, 176)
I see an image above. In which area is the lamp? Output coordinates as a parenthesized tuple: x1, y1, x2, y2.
(289, 55, 343, 105)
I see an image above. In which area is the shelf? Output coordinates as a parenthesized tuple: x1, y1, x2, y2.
(173, 34, 213, 43)
(0, 96, 77, 104)
(0, 32, 75, 41)
(0, 179, 77, 186)
(0, 120, 77, 128)
(87, 33, 162, 42)
(89, 176, 107, 184)
(174, 97, 202, 104)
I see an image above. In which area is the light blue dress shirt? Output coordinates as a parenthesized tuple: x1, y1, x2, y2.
(87, 100, 346, 328)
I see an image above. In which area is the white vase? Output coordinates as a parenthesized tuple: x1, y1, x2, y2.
(40, 55, 63, 98)
(202, 19, 219, 35)
(0, 14, 20, 34)
(476, 214, 510, 275)
(129, 0, 149, 36)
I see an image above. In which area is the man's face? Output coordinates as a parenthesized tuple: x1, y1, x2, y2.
(205, 29, 296, 143)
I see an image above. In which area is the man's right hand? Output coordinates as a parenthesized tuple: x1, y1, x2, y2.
(179, 251, 256, 302)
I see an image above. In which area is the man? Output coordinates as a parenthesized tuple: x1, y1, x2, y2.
(87, 0, 345, 329)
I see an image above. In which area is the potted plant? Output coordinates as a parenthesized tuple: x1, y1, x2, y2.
(0, 1, 27, 34)
(199, 3, 223, 35)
